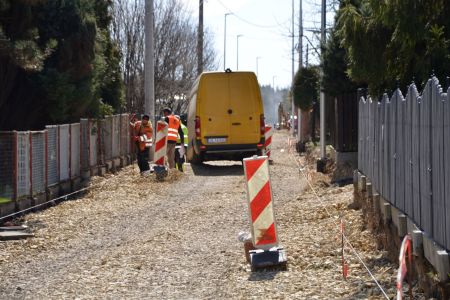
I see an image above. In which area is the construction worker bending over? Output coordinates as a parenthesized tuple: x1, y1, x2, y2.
(131, 114, 153, 174)
(162, 108, 184, 169)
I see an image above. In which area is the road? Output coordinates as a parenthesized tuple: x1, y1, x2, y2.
(0, 130, 395, 299)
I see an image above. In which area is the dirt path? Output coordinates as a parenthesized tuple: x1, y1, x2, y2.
(0, 130, 397, 299)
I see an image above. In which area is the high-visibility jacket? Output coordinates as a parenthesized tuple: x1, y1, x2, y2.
(177, 123, 188, 145)
(167, 115, 180, 142)
(133, 121, 153, 151)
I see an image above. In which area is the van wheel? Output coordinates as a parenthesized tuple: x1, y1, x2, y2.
(190, 151, 203, 165)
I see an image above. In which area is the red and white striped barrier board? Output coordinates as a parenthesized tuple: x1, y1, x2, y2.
(243, 155, 278, 250)
(264, 125, 274, 157)
(396, 235, 412, 300)
(153, 121, 168, 166)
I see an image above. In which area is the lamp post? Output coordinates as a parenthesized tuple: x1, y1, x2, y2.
(236, 34, 243, 70)
(256, 56, 262, 77)
(272, 75, 277, 90)
(223, 13, 232, 70)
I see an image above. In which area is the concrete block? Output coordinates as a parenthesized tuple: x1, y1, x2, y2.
(81, 170, 90, 180)
(32, 193, 47, 207)
(398, 214, 407, 237)
(423, 234, 450, 282)
(113, 158, 121, 169)
(90, 167, 99, 177)
(98, 166, 107, 176)
(15, 198, 32, 212)
(47, 185, 60, 201)
(359, 175, 367, 192)
(373, 194, 380, 214)
(59, 180, 71, 196)
(0, 201, 16, 218)
(412, 230, 424, 256)
(382, 201, 392, 223)
(366, 182, 373, 198)
(119, 156, 126, 167)
(391, 206, 399, 228)
(105, 160, 113, 171)
(71, 177, 82, 192)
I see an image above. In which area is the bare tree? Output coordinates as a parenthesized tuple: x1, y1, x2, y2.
(111, 0, 217, 115)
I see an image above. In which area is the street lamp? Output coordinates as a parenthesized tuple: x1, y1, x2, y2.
(236, 34, 243, 70)
(256, 56, 262, 77)
(272, 75, 277, 90)
(223, 13, 232, 70)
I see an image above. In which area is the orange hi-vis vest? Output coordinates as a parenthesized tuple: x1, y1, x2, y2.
(167, 115, 180, 142)
(134, 121, 153, 151)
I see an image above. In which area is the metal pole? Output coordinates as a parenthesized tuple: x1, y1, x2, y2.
(197, 0, 203, 76)
(298, 0, 303, 142)
(291, 0, 295, 136)
(273, 75, 277, 90)
(144, 0, 155, 121)
(236, 34, 243, 70)
(224, 13, 231, 70)
(320, 0, 326, 159)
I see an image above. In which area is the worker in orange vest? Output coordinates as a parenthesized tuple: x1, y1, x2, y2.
(131, 114, 153, 174)
(162, 108, 184, 169)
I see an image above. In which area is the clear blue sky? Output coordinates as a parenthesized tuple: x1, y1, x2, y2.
(181, 0, 335, 89)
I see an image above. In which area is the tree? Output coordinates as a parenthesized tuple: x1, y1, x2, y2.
(0, 0, 124, 129)
(292, 66, 319, 111)
(337, 0, 450, 95)
(111, 0, 218, 115)
(322, 27, 359, 97)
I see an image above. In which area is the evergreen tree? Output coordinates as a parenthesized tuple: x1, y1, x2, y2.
(0, 0, 123, 129)
(337, 0, 450, 95)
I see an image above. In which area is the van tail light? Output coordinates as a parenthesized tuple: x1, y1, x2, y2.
(260, 114, 265, 136)
(195, 116, 201, 138)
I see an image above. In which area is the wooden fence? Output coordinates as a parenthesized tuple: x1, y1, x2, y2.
(358, 77, 450, 251)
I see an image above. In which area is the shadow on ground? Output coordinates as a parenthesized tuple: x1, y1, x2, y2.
(190, 161, 244, 177)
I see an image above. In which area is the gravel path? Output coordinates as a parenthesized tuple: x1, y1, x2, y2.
(0, 130, 398, 299)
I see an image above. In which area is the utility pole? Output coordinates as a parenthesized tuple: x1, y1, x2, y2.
(291, 0, 295, 136)
(144, 0, 155, 121)
(306, 44, 309, 66)
(318, 0, 327, 168)
(197, 0, 203, 76)
(297, 0, 303, 143)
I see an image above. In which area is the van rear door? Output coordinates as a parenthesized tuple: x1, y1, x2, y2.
(198, 74, 230, 145)
(229, 73, 261, 145)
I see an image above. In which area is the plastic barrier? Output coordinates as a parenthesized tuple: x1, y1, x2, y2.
(264, 125, 274, 157)
(153, 121, 168, 166)
(243, 155, 278, 249)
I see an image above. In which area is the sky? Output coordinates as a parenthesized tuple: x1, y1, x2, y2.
(180, 0, 335, 89)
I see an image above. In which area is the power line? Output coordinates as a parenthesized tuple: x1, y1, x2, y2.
(214, 0, 288, 29)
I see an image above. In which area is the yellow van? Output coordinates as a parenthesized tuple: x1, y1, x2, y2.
(186, 70, 265, 163)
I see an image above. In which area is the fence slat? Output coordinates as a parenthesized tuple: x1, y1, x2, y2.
(431, 78, 446, 247)
(445, 88, 450, 250)
(46, 126, 59, 186)
(59, 125, 70, 181)
(31, 131, 46, 195)
(419, 80, 433, 234)
(70, 123, 80, 178)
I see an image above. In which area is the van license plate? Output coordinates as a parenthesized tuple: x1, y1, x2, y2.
(207, 137, 227, 144)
